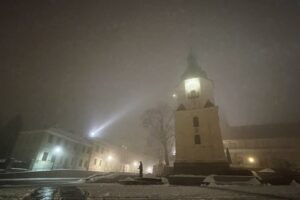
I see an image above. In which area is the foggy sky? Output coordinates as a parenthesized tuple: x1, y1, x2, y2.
(1, 0, 300, 148)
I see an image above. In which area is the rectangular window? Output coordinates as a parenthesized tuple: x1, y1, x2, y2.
(194, 135, 201, 144)
(99, 160, 102, 167)
(94, 159, 97, 165)
(42, 152, 48, 161)
(79, 159, 83, 167)
(48, 135, 53, 143)
(84, 160, 88, 168)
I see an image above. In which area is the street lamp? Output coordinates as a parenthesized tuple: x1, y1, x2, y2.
(146, 166, 153, 174)
(107, 155, 113, 161)
(51, 146, 62, 170)
(54, 146, 62, 154)
(133, 161, 138, 167)
(248, 157, 255, 164)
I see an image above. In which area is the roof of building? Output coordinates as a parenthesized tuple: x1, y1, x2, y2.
(181, 53, 207, 80)
(21, 128, 91, 145)
(223, 122, 300, 140)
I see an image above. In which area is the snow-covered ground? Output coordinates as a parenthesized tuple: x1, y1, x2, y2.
(78, 183, 300, 199)
(209, 185, 300, 200)
(1, 184, 299, 199)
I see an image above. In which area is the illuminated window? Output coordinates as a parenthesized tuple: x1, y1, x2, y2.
(194, 135, 201, 144)
(42, 152, 48, 161)
(184, 78, 200, 98)
(193, 116, 199, 127)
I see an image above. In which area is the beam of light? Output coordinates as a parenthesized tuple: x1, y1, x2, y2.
(88, 102, 137, 138)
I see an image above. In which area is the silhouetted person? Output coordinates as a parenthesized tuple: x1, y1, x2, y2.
(138, 161, 143, 178)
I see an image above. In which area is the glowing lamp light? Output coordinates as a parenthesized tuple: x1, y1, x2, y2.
(53, 146, 62, 154)
(146, 166, 153, 174)
(133, 161, 138, 167)
(248, 157, 255, 164)
(172, 93, 177, 98)
(89, 132, 96, 138)
(172, 149, 176, 156)
(184, 78, 200, 94)
(107, 155, 113, 161)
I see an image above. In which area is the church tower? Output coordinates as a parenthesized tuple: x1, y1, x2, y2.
(174, 54, 228, 175)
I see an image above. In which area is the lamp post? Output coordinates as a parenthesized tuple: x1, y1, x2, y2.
(51, 146, 62, 170)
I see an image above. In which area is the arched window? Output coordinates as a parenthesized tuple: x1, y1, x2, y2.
(193, 116, 199, 127)
(194, 135, 201, 144)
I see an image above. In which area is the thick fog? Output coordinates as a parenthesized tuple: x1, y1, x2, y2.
(1, 0, 300, 150)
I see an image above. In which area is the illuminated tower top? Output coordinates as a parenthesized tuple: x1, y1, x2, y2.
(175, 54, 215, 110)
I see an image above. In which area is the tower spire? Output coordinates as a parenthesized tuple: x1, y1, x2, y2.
(181, 52, 207, 80)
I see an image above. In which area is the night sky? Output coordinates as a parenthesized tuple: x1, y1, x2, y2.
(1, 0, 300, 148)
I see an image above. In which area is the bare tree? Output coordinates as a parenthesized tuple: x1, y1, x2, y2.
(142, 103, 174, 166)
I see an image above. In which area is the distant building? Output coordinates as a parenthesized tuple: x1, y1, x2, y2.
(11, 128, 155, 172)
(12, 128, 92, 171)
(223, 123, 300, 169)
(88, 141, 154, 173)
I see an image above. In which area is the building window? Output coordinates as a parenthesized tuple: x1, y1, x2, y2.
(51, 155, 56, 162)
(193, 116, 199, 127)
(99, 160, 102, 167)
(94, 159, 97, 165)
(42, 152, 49, 161)
(48, 135, 53, 143)
(79, 159, 83, 167)
(194, 135, 201, 144)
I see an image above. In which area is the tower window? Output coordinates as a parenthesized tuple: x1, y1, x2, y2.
(193, 116, 199, 127)
(194, 135, 201, 144)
